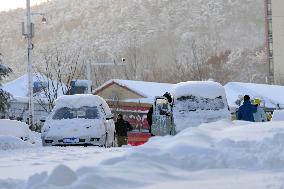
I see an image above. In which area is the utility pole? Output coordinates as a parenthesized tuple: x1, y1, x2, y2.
(26, 0, 34, 126)
(22, 0, 46, 127)
(264, 0, 274, 84)
(86, 58, 126, 94)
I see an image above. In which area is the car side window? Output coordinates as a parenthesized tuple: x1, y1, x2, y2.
(100, 104, 107, 117)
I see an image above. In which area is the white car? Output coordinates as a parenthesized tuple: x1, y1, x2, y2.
(173, 81, 231, 132)
(0, 119, 31, 141)
(41, 94, 116, 147)
(271, 109, 284, 121)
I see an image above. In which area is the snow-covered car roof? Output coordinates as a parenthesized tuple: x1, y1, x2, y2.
(173, 81, 227, 100)
(54, 94, 111, 114)
(224, 82, 284, 109)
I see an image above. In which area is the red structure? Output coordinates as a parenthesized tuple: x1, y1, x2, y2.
(107, 100, 152, 146)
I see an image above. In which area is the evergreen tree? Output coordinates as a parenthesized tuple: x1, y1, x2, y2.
(0, 53, 12, 113)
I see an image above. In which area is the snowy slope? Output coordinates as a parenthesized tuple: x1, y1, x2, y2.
(0, 0, 265, 83)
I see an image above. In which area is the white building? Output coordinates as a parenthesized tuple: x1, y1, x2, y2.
(1, 73, 65, 124)
(266, 0, 284, 83)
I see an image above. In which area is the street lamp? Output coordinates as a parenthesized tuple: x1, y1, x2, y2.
(86, 58, 126, 94)
(22, 0, 46, 127)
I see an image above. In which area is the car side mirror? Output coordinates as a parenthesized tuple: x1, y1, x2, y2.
(106, 114, 114, 120)
(40, 117, 46, 123)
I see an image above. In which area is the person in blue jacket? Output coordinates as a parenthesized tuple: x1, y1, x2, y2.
(237, 95, 257, 122)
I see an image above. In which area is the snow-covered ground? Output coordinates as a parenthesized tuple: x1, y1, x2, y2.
(1, 120, 284, 189)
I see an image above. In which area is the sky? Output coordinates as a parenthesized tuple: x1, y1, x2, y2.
(0, 0, 47, 12)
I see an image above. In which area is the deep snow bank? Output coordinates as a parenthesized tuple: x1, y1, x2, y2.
(0, 136, 33, 150)
(19, 120, 284, 189)
(0, 119, 41, 149)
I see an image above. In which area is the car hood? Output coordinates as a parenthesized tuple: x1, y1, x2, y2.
(42, 119, 105, 138)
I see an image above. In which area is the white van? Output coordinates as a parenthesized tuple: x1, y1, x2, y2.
(173, 81, 230, 132)
(41, 94, 116, 147)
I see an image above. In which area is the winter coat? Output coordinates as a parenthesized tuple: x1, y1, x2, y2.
(237, 100, 257, 122)
(147, 106, 153, 129)
(253, 106, 267, 122)
(115, 119, 133, 137)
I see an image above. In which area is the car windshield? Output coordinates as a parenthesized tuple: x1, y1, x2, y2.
(155, 98, 170, 115)
(52, 106, 100, 120)
(175, 95, 225, 112)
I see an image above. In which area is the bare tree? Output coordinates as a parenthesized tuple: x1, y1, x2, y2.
(35, 48, 84, 112)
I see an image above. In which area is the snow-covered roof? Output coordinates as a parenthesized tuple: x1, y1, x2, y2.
(72, 80, 91, 87)
(173, 81, 227, 99)
(224, 82, 284, 109)
(54, 94, 111, 114)
(94, 79, 174, 102)
(2, 73, 65, 100)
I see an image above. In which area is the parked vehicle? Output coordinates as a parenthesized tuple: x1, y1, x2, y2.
(151, 81, 231, 136)
(271, 109, 284, 121)
(41, 94, 116, 147)
(0, 119, 31, 141)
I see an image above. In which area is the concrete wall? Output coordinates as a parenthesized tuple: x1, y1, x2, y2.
(272, 0, 284, 83)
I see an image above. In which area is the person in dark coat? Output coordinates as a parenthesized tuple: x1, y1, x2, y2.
(163, 92, 173, 104)
(147, 105, 153, 135)
(115, 114, 133, 147)
(237, 95, 257, 122)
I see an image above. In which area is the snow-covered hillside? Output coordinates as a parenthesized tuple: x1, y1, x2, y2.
(0, 0, 266, 84)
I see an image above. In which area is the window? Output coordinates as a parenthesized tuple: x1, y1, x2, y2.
(155, 98, 170, 115)
(175, 95, 225, 112)
(52, 106, 100, 120)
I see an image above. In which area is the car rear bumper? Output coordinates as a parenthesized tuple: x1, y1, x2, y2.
(42, 136, 106, 146)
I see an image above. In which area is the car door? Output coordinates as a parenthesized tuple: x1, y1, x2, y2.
(99, 104, 114, 145)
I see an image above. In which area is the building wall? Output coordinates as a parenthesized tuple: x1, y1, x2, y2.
(272, 0, 284, 83)
(1, 100, 50, 126)
(96, 83, 143, 100)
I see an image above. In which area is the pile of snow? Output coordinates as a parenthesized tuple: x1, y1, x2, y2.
(0, 136, 33, 150)
(0, 119, 31, 140)
(19, 120, 284, 189)
(272, 110, 284, 121)
(172, 81, 230, 131)
(0, 119, 40, 148)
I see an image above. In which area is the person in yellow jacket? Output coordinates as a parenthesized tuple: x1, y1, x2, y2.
(253, 98, 267, 122)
